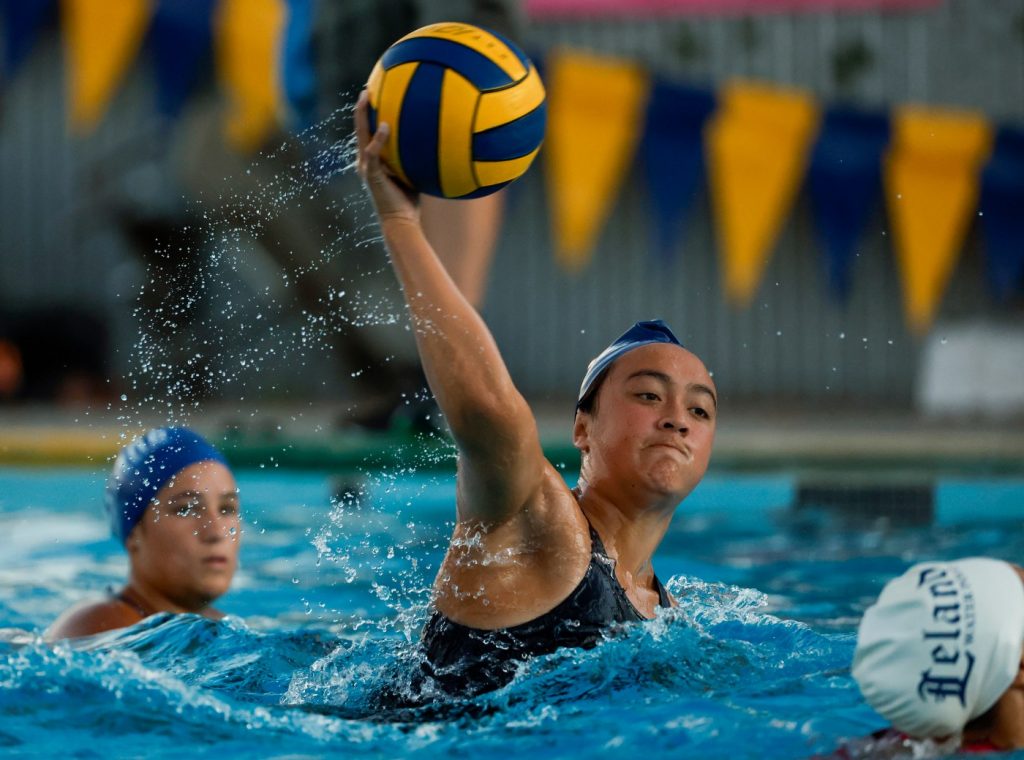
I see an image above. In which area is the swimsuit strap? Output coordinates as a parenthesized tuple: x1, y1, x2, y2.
(583, 518, 672, 611)
(652, 575, 671, 609)
(112, 587, 153, 618)
(585, 522, 611, 559)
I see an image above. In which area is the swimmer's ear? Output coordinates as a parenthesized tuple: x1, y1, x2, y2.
(125, 523, 144, 554)
(572, 412, 590, 453)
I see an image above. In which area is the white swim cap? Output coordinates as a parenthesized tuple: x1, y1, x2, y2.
(852, 558, 1024, 738)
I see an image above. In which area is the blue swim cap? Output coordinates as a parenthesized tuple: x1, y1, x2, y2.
(105, 427, 228, 544)
(576, 320, 684, 411)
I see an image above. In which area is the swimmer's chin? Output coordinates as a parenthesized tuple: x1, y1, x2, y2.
(642, 462, 697, 497)
(645, 443, 693, 464)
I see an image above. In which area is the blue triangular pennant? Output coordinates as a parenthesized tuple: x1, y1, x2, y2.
(808, 107, 890, 301)
(0, 0, 56, 79)
(639, 79, 716, 265)
(283, 0, 317, 131)
(979, 127, 1024, 301)
(150, 0, 216, 118)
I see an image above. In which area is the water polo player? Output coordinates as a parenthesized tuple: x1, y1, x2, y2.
(847, 558, 1024, 753)
(46, 428, 241, 640)
(355, 93, 717, 696)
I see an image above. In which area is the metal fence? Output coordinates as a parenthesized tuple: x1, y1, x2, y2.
(1, 1, 1021, 405)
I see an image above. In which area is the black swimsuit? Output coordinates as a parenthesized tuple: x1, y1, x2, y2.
(419, 524, 671, 697)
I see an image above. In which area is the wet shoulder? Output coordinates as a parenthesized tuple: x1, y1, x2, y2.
(434, 470, 592, 630)
(45, 598, 143, 641)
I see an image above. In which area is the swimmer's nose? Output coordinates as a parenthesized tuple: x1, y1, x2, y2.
(198, 513, 229, 542)
(659, 417, 688, 434)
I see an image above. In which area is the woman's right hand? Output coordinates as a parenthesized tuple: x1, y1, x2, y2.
(355, 90, 420, 226)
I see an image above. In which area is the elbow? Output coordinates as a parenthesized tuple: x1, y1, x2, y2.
(445, 390, 535, 454)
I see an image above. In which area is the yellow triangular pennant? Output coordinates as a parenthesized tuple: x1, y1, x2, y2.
(545, 50, 649, 271)
(884, 106, 993, 334)
(62, 0, 152, 132)
(215, 0, 287, 153)
(705, 81, 820, 306)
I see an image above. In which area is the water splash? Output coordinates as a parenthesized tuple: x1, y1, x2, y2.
(116, 99, 407, 430)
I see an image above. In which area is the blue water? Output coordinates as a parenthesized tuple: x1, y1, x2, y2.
(3, 466, 1024, 758)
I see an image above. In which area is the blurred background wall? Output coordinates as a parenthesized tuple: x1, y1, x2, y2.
(1, 0, 1021, 412)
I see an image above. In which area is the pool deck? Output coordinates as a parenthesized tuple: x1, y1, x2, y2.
(1, 401, 1022, 476)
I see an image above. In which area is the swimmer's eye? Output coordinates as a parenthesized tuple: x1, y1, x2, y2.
(690, 407, 710, 420)
(218, 503, 239, 517)
(174, 504, 197, 518)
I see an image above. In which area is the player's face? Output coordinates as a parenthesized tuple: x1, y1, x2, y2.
(574, 343, 716, 501)
(129, 461, 241, 611)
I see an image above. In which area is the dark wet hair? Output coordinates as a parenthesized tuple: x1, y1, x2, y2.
(575, 369, 609, 417)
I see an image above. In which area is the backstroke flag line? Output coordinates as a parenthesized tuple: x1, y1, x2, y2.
(3, 5, 1019, 309)
(525, 0, 941, 17)
(57, 0, 291, 148)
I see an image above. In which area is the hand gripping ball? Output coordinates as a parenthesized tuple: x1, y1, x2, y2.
(366, 22, 546, 199)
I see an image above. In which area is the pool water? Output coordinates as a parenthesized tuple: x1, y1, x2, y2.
(3, 466, 1024, 758)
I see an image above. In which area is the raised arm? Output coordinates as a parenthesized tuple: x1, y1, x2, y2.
(354, 93, 548, 526)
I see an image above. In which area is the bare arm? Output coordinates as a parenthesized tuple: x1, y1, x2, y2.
(355, 93, 548, 526)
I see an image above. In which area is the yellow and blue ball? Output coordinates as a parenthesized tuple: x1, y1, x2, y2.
(366, 22, 546, 199)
